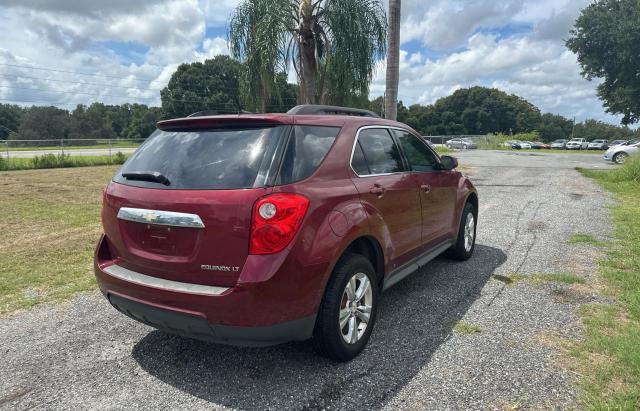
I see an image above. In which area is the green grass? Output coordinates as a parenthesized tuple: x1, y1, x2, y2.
(435, 145, 452, 155)
(568, 233, 608, 247)
(573, 155, 640, 409)
(451, 321, 482, 335)
(510, 272, 587, 285)
(3, 142, 140, 151)
(0, 153, 127, 171)
(0, 166, 118, 315)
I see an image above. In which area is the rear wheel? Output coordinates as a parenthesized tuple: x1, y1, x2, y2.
(445, 202, 477, 260)
(313, 254, 379, 361)
(613, 152, 629, 164)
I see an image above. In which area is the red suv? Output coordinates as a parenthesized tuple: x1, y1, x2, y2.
(95, 105, 478, 361)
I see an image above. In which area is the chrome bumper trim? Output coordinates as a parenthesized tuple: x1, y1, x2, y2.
(117, 207, 205, 228)
(103, 264, 229, 296)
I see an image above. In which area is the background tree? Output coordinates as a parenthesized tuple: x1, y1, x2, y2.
(538, 113, 574, 141)
(17, 106, 70, 144)
(566, 0, 640, 124)
(0, 104, 22, 139)
(229, 0, 387, 110)
(160, 56, 243, 118)
(385, 0, 401, 120)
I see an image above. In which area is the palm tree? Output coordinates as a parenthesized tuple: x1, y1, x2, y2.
(229, 0, 387, 111)
(384, 0, 400, 120)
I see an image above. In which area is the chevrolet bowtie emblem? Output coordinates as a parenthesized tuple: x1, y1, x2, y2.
(142, 212, 158, 222)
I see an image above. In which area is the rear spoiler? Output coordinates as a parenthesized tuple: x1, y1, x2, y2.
(157, 115, 291, 131)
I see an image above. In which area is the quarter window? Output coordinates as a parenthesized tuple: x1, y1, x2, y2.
(352, 128, 405, 175)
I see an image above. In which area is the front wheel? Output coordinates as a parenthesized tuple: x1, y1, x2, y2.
(613, 152, 629, 164)
(313, 254, 379, 361)
(445, 202, 477, 260)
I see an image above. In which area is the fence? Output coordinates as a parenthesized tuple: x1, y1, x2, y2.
(422, 135, 488, 145)
(0, 139, 145, 160)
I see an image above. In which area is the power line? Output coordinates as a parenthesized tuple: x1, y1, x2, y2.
(0, 62, 167, 83)
(0, 85, 159, 101)
(0, 73, 165, 92)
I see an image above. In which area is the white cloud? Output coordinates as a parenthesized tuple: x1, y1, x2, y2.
(0, 0, 625, 124)
(401, 0, 525, 50)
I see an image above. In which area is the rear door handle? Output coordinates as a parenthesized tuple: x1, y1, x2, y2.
(421, 184, 432, 194)
(370, 184, 386, 197)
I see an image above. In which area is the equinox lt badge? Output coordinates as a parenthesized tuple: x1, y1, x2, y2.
(201, 265, 240, 272)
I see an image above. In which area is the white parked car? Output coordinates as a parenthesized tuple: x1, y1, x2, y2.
(587, 139, 609, 150)
(565, 138, 588, 150)
(603, 138, 640, 164)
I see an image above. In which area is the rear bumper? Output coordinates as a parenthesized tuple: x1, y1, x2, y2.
(107, 292, 315, 347)
(94, 235, 326, 346)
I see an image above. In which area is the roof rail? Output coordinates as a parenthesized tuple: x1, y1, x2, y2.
(187, 110, 221, 117)
(287, 104, 380, 118)
(187, 109, 254, 117)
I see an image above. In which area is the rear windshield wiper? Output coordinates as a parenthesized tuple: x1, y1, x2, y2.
(122, 171, 170, 186)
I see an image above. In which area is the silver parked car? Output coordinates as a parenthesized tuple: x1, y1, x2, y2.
(603, 138, 640, 164)
(446, 138, 478, 149)
(550, 139, 567, 149)
(587, 139, 609, 150)
(565, 138, 588, 150)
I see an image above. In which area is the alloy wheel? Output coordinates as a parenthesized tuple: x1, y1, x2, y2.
(339, 273, 373, 344)
(615, 153, 628, 164)
(464, 212, 475, 252)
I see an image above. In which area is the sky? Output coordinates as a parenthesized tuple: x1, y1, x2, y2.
(0, 0, 623, 124)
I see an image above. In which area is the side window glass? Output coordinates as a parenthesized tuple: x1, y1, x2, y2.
(395, 130, 439, 172)
(355, 128, 405, 175)
(351, 140, 370, 175)
(277, 125, 340, 184)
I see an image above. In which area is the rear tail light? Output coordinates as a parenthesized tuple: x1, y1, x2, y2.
(250, 193, 309, 255)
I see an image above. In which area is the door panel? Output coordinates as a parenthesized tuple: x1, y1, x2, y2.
(350, 128, 423, 267)
(393, 130, 456, 246)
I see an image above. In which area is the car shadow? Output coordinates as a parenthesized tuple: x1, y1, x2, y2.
(131, 244, 507, 410)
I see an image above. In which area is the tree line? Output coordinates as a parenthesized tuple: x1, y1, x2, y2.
(0, 56, 637, 144)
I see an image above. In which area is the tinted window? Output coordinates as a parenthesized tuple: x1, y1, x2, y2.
(354, 128, 405, 175)
(351, 141, 370, 175)
(395, 130, 439, 172)
(277, 126, 339, 184)
(115, 127, 287, 190)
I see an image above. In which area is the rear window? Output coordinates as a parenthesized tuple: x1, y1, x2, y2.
(114, 125, 339, 190)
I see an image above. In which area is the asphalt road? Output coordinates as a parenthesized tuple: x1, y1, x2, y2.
(2, 148, 137, 158)
(0, 150, 613, 410)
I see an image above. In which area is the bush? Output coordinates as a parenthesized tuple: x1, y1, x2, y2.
(32, 153, 62, 169)
(113, 151, 126, 164)
(0, 155, 5, 171)
(478, 132, 541, 150)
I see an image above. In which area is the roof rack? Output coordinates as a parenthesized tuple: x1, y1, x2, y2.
(187, 110, 221, 117)
(187, 109, 254, 117)
(287, 105, 380, 118)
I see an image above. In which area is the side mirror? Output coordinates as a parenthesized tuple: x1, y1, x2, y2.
(439, 155, 458, 170)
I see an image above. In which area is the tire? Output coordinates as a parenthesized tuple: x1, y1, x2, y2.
(613, 152, 629, 164)
(445, 202, 477, 261)
(313, 253, 379, 361)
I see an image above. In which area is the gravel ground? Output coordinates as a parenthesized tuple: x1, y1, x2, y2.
(0, 150, 614, 410)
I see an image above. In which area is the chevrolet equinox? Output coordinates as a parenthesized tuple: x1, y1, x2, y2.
(94, 105, 478, 361)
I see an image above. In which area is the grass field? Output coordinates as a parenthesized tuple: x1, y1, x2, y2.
(575, 156, 640, 409)
(0, 153, 127, 171)
(0, 166, 117, 315)
(3, 142, 141, 151)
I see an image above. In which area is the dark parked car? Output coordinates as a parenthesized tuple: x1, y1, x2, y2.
(95, 105, 478, 361)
